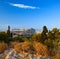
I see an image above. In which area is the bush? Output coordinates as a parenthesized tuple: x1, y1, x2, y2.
(0, 32, 10, 43)
(13, 37, 24, 42)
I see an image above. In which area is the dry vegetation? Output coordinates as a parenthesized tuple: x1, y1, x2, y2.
(0, 42, 8, 53)
(13, 41, 30, 53)
(33, 41, 49, 57)
(0, 26, 60, 59)
(13, 41, 50, 57)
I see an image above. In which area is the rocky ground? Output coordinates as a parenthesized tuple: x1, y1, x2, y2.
(0, 48, 50, 59)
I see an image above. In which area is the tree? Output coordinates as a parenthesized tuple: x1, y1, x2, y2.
(44, 39, 54, 49)
(32, 34, 41, 42)
(52, 28, 59, 34)
(7, 25, 11, 37)
(41, 32, 48, 43)
(44, 39, 54, 56)
(52, 28, 59, 39)
(13, 37, 24, 42)
(48, 30, 55, 40)
(0, 32, 9, 43)
(40, 26, 48, 43)
(43, 26, 48, 33)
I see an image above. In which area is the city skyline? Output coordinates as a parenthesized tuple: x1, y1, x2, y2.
(0, 0, 60, 30)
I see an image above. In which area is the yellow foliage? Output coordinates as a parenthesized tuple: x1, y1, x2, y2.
(33, 41, 49, 57)
(14, 41, 30, 53)
(0, 42, 8, 52)
(21, 41, 30, 51)
(13, 41, 49, 57)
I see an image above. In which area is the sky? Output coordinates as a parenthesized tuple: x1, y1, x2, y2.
(0, 0, 60, 30)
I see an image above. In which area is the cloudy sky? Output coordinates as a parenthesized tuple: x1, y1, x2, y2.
(0, 0, 60, 30)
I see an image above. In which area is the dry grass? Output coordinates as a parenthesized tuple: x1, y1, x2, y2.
(33, 41, 49, 57)
(14, 41, 30, 53)
(0, 42, 8, 53)
(13, 41, 49, 57)
(52, 53, 60, 59)
(10, 41, 20, 48)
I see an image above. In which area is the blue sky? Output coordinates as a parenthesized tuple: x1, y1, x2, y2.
(0, 0, 60, 30)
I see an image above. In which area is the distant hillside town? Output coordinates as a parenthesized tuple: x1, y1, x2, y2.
(12, 28, 36, 37)
(4, 26, 41, 38)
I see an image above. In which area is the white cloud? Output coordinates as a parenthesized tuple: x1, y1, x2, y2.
(9, 3, 40, 9)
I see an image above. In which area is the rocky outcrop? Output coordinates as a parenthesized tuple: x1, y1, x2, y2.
(0, 48, 50, 59)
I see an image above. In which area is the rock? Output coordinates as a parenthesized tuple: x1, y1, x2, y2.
(5, 48, 50, 59)
(0, 53, 5, 59)
(5, 49, 20, 59)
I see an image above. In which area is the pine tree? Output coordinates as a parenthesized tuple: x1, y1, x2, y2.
(7, 25, 11, 37)
(40, 26, 48, 43)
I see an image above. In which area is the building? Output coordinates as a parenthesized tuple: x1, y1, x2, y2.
(11, 28, 36, 37)
(11, 29, 25, 37)
(25, 28, 36, 37)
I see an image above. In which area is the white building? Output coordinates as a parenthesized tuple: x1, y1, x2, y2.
(11, 28, 36, 37)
